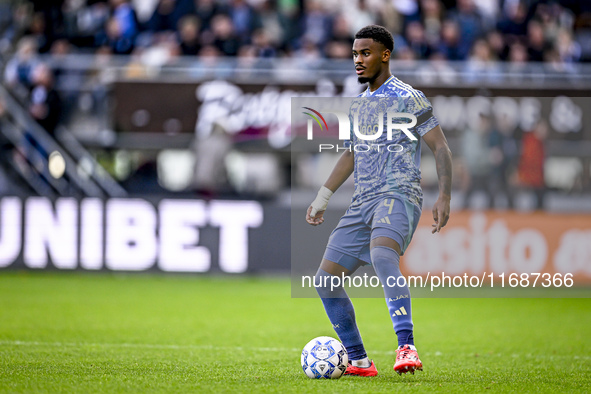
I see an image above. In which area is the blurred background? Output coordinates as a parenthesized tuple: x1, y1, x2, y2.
(0, 0, 590, 283)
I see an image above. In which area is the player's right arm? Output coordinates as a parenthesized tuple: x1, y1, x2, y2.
(306, 150, 354, 226)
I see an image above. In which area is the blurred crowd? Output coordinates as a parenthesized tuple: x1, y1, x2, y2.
(1, 0, 590, 201)
(2, 0, 590, 140)
(459, 113, 549, 210)
(0, 0, 589, 65)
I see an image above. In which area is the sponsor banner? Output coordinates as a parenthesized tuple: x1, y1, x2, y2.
(113, 80, 591, 145)
(9, 195, 588, 287)
(0, 197, 290, 274)
(290, 205, 591, 297)
(113, 79, 352, 149)
(405, 211, 591, 284)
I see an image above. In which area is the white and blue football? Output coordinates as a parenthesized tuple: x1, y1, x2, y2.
(301, 336, 348, 379)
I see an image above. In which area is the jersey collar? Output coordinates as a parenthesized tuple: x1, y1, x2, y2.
(364, 75, 395, 97)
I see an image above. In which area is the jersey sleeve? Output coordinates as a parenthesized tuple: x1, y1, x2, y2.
(406, 91, 439, 137)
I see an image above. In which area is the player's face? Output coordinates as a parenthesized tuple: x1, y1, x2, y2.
(352, 38, 389, 84)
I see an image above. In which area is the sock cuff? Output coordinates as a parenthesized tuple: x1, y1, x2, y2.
(346, 344, 368, 361)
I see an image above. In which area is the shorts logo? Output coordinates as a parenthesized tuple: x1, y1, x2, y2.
(392, 306, 408, 316)
(375, 216, 391, 224)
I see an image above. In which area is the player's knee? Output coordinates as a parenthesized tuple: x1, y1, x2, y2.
(371, 246, 401, 275)
(314, 268, 341, 297)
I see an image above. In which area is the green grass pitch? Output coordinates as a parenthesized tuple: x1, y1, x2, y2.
(0, 272, 589, 393)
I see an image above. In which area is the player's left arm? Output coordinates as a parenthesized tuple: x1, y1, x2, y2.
(422, 125, 452, 234)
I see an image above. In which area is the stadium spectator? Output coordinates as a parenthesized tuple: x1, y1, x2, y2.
(192, 122, 232, 195)
(464, 39, 501, 83)
(0, 0, 11, 37)
(486, 29, 507, 61)
(208, 14, 241, 57)
(198, 44, 221, 58)
(461, 112, 493, 209)
(420, 0, 444, 49)
(496, 1, 528, 39)
(236, 44, 257, 68)
(488, 113, 519, 209)
(418, 50, 458, 84)
(145, 0, 182, 33)
(177, 15, 201, 56)
(255, 0, 287, 49)
(377, 1, 403, 36)
(228, 0, 261, 38)
(534, 2, 561, 44)
(391, 0, 420, 28)
(67, 0, 110, 49)
(449, 0, 484, 60)
(193, 0, 227, 32)
(96, 16, 135, 54)
(517, 119, 548, 210)
(300, 0, 332, 48)
(293, 38, 323, 66)
(28, 63, 62, 136)
(3, 36, 40, 96)
(0, 98, 14, 194)
(397, 46, 418, 62)
(325, 39, 352, 59)
(145, 0, 196, 33)
(15, 62, 63, 184)
(343, 0, 378, 37)
(329, 13, 354, 48)
(0, 2, 30, 55)
(23, 12, 52, 54)
(556, 28, 581, 64)
(274, 0, 301, 51)
(29, 0, 65, 53)
(508, 40, 528, 64)
(49, 38, 84, 122)
(404, 21, 432, 59)
(250, 29, 276, 58)
(109, 0, 138, 40)
(505, 39, 529, 80)
(526, 20, 547, 62)
(437, 19, 464, 60)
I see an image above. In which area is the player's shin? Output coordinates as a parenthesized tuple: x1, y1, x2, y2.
(314, 269, 368, 361)
(371, 246, 414, 347)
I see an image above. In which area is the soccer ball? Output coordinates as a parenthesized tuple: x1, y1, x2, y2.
(301, 336, 348, 379)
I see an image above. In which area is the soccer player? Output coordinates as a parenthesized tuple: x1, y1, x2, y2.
(306, 25, 452, 376)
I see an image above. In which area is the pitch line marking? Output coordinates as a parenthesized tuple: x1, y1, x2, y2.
(0, 341, 589, 360)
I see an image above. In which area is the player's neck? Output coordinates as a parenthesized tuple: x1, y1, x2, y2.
(368, 69, 392, 92)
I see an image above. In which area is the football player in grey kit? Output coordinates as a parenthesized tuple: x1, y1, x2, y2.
(306, 25, 452, 376)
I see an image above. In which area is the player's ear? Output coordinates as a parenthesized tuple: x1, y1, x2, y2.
(382, 49, 391, 62)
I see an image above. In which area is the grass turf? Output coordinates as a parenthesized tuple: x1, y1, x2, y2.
(0, 272, 589, 393)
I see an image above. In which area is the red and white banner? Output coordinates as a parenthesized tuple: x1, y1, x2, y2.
(405, 211, 591, 284)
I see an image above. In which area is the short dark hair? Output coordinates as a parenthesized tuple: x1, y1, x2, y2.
(354, 25, 394, 52)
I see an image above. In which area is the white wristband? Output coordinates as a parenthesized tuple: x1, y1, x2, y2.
(309, 186, 333, 217)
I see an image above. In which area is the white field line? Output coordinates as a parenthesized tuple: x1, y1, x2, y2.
(0, 340, 589, 360)
(0, 340, 301, 353)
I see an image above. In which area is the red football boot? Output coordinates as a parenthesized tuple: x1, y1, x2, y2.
(344, 360, 378, 377)
(394, 345, 423, 375)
